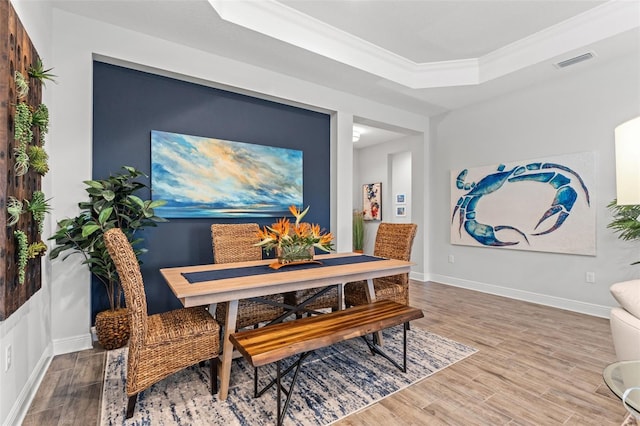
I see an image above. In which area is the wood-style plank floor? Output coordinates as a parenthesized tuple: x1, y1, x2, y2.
(23, 281, 627, 425)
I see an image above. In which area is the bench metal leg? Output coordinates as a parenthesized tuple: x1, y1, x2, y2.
(360, 322, 409, 373)
(253, 352, 313, 425)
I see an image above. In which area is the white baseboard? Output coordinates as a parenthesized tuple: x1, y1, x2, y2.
(423, 274, 612, 318)
(5, 344, 53, 426)
(52, 332, 93, 355)
(5, 334, 92, 425)
(409, 271, 425, 282)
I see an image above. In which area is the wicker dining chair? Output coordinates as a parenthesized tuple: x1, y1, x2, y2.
(211, 224, 286, 330)
(103, 228, 220, 419)
(344, 223, 417, 307)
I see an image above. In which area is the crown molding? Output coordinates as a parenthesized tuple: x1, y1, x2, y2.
(480, 0, 640, 82)
(208, 0, 639, 89)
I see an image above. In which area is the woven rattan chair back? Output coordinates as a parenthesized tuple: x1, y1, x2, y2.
(103, 228, 148, 352)
(211, 223, 286, 329)
(211, 224, 262, 264)
(344, 223, 417, 307)
(374, 223, 417, 260)
(373, 223, 417, 286)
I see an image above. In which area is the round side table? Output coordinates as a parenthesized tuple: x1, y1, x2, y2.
(604, 360, 640, 419)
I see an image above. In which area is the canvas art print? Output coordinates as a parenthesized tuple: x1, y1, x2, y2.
(363, 183, 382, 221)
(151, 130, 303, 218)
(450, 152, 595, 256)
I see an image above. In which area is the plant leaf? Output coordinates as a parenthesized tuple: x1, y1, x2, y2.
(98, 207, 113, 225)
(81, 224, 101, 238)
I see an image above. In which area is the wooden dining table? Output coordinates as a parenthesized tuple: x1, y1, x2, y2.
(160, 252, 413, 400)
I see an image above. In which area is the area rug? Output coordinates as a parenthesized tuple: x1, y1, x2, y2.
(100, 326, 477, 425)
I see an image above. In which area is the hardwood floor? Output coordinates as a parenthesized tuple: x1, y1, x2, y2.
(23, 281, 626, 425)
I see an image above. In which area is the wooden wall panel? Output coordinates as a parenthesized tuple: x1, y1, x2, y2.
(0, 0, 43, 321)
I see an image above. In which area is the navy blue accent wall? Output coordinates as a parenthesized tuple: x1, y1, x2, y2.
(92, 61, 330, 319)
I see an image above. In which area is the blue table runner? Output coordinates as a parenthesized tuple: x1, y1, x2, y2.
(182, 255, 384, 284)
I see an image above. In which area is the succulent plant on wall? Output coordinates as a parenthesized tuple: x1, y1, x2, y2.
(31, 103, 49, 145)
(28, 58, 57, 86)
(14, 230, 28, 285)
(6, 61, 54, 287)
(28, 145, 49, 175)
(7, 196, 23, 227)
(1, 3, 53, 319)
(26, 191, 51, 235)
(14, 71, 29, 99)
(13, 101, 33, 176)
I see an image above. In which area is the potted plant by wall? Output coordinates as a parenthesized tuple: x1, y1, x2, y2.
(607, 200, 640, 265)
(49, 166, 167, 349)
(353, 209, 365, 253)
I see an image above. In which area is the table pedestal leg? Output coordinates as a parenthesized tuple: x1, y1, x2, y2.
(365, 278, 384, 345)
(218, 299, 238, 400)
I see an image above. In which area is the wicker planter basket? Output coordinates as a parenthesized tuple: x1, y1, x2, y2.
(95, 308, 130, 350)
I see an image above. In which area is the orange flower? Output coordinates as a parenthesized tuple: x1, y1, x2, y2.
(256, 205, 333, 255)
(271, 217, 290, 237)
(318, 233, 333, 246)
(289, 205, 309, 225)
(310, 223, 322, 238)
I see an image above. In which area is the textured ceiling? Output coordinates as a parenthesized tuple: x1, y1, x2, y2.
(280, 0, 605, 63)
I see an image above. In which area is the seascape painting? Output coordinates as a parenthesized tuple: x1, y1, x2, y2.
(151, 130, 303, 218)
(450, 152, 595, 256)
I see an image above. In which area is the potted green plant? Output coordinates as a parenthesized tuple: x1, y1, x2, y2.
(353, 209, 365, 253)
(49, 166, 167, 349)
(607, 200, 640, 265)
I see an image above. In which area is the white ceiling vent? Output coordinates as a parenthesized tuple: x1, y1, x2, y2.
(554, 52, 596, 69)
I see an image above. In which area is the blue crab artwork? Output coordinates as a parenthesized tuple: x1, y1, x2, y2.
(451, 162, 590, 247)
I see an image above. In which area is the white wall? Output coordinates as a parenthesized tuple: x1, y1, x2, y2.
(1, 2, 54, 425)
(430, 52, 640, 317)
(354, 135, 427, 280)
(391, 151, 412, 222)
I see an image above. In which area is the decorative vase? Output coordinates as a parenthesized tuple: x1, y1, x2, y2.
(277, 245, 314, 264)
(269, 245, 321, 270)
(95, 308, 130, 350)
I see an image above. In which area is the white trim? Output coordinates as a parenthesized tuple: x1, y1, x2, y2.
(419, 274, 612, 319)
(480, 0, 640, 82)
(52, 333, 93, 356)
(409, 271, 426, 282)
(4, 344, 53, 426)
(208, 0, 639, 89)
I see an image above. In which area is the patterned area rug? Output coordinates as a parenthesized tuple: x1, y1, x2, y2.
(100, 326, 477, 425)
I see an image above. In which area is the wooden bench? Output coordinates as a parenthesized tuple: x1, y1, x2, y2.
(229, 299, 424, 425)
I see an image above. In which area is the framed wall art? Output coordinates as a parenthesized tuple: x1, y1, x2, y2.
(450, 151, 595, 256)
(151, 130, 303, 218)
(396, 194, 406, 204)
(363, 182, 382, 221)
(396, 206, 406, 217)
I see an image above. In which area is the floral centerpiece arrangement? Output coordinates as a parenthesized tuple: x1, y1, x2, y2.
(257, 205, 333, 268)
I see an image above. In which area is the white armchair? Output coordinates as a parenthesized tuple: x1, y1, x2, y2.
(610, 279, 640, 361)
